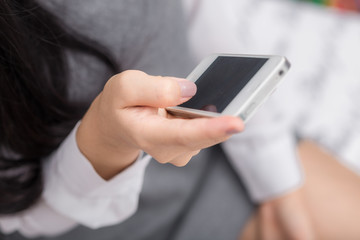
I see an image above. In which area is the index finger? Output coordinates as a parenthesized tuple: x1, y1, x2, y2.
(143, 115, 244, 150)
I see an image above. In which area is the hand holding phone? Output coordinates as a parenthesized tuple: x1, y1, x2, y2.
(166, 54, 290, 123)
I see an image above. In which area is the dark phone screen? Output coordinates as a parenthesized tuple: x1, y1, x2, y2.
(180, 56, 268, 112)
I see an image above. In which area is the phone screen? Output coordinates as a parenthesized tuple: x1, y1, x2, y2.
(180, 56, 268, 113)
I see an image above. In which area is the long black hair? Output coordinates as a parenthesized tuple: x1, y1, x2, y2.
(0, 0, 119, 214)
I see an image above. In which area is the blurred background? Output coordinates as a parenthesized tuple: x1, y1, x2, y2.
(181, 0, 360, 238)
(183, 0, 360, 173)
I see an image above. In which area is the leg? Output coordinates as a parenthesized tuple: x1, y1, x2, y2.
(299, 141, 360, 239)
(240, 141, 360, 239)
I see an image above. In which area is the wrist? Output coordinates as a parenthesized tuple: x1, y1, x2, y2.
(76, 99, 140, 180)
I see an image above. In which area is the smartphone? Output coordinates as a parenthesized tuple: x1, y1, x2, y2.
(166, 54, 290, 123)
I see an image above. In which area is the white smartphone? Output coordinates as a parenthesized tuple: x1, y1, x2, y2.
(166, 54, 290, 123)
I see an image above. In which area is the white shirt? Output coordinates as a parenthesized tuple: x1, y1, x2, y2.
(0, 124, 151, 237)
(3, 0, 360, 237)
(183, 0, 304, 202)
(184, 0, 360, 200)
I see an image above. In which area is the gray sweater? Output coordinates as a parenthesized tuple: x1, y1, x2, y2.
(41, 0, 194, 102)
(6, 1, 253, 239)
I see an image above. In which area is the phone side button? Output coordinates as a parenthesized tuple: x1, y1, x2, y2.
(244, 102, 256, 118)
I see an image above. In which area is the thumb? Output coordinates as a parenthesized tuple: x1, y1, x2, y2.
(105, 70, 197, 108)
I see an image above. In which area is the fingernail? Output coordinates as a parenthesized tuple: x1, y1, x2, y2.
(176, 79, 197, 98)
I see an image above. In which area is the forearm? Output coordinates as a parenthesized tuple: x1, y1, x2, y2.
(76, 95, 141, 180)
(0, 123, 151, 238)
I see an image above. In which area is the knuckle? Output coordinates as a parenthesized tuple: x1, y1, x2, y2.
(155, 158, 169, 165)
(103, 74, 125, 101)
(110, 71, 131, 91)
(110, 70, 143, 91)
(192, 150, 201, 156)
(103, 76, 115, 94)
(172, 162, 186, 167)
(152, 151, 174, 164)
(172, 156, 192, 167)
(106, 70, 147, 105)
(156, 80, 179, 106)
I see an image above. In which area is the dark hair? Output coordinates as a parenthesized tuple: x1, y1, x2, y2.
(0, 0, 119, 214)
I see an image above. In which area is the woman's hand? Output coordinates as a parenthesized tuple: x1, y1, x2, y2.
(240, 189, 316, 240)
(76, 70, 244, 179)
(258, 190, 315, 240)
(240, 140, 360, 240)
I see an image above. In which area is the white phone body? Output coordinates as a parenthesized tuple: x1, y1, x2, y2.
(166, 54, 290, 123)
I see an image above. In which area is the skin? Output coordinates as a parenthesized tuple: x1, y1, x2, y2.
(239, 141, 360, 240)
(76, 70, 244, 180)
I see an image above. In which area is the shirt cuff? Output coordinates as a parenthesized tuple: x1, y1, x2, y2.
(223, 132, 304, 203)
(43, 122, 151, 228)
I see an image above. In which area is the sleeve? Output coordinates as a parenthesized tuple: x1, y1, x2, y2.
(182, 0, 305, 203)
(223, 129, 304, 203)
(222, 92, 304, 203)
(0, 122, 151, 238)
